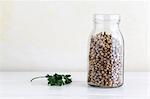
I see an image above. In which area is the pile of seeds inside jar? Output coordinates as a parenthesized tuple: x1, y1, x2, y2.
(88, 32, 123, 87)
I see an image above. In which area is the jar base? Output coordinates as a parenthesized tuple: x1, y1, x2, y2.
(88, 82, 123, 88)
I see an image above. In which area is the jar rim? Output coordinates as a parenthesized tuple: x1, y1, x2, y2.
(94, 14, 120, 22)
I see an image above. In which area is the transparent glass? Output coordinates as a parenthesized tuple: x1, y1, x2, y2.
(87, 14, 124, 88)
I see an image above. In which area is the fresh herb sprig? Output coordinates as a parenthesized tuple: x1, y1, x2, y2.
(31, 73, 72, 86)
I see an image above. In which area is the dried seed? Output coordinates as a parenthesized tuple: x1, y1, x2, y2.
(88, 32, 123, 87)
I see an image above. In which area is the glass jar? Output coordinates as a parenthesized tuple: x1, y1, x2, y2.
(87, 14, 124, 88)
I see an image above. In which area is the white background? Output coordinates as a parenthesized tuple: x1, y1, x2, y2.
(0, 0, 149, 72)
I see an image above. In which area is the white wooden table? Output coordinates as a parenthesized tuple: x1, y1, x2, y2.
(0, 72, 150, 99)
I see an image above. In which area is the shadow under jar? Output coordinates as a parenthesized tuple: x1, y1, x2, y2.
(88, 14, 124, 88)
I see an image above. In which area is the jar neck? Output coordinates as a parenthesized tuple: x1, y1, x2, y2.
(94, 21, 119, 33)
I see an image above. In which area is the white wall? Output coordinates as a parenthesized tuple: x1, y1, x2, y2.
(0, 1, 149, 72)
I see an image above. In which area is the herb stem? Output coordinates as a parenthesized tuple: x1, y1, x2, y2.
(30, 73, 72, 86)
(30, 76, 46, 82)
